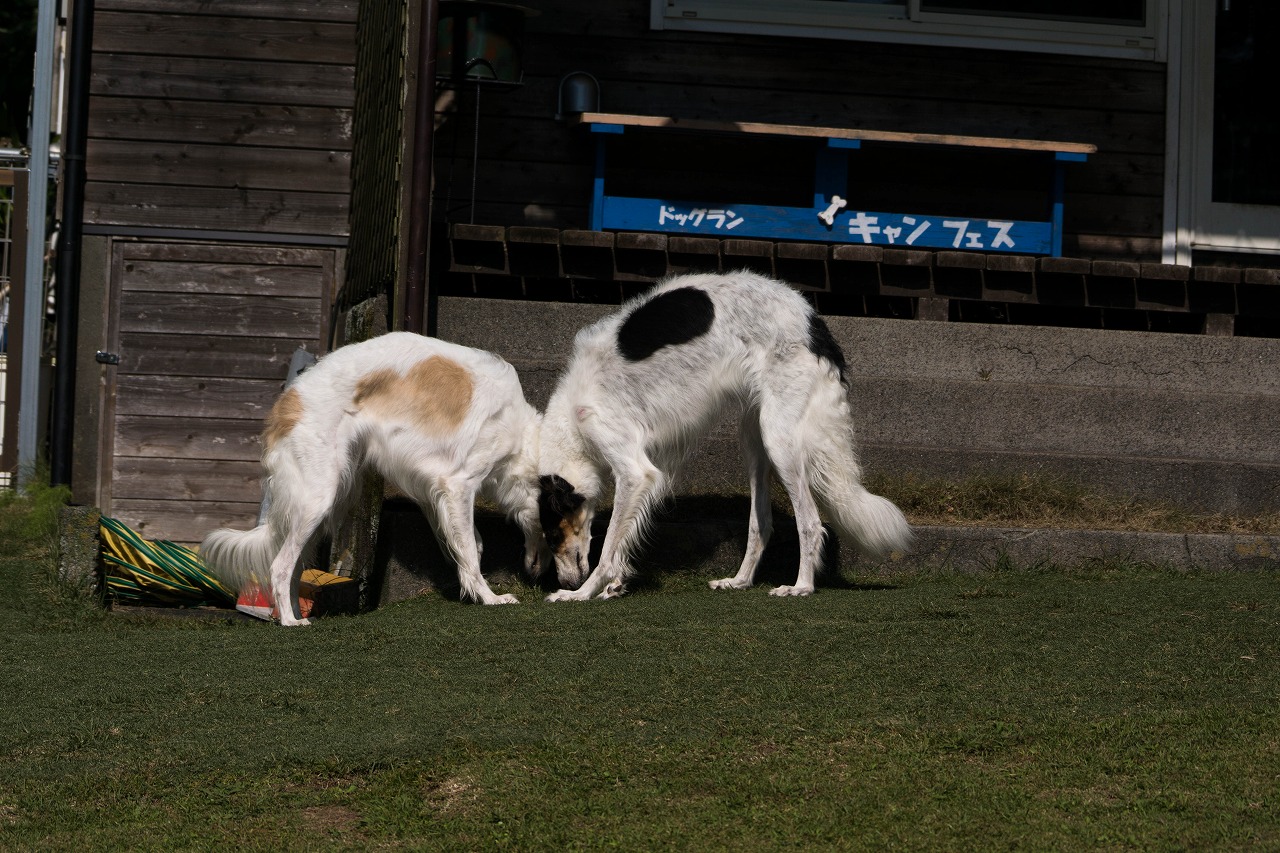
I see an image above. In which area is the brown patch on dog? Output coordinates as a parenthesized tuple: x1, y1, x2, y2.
(352, 367, 397, 405)
(557, 515, 587, 554)
(353, 355, 473, 435)
(262, 387, 303, 451)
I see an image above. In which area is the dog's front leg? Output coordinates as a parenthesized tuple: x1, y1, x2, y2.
(436, 484, 519, 605)
(544, 561, 616, 601)
(546, 556, 632, 602)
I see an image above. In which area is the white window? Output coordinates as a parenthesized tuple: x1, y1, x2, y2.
(1170, 0, 1280, 260)
(652, 0, 1163, 61)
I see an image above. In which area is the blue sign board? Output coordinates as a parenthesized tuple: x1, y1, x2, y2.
(583, 120, 1086, 257)
(600, 197, 1053, 255)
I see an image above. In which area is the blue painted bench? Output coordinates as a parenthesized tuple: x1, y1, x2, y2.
(575, 113, 1096, 257)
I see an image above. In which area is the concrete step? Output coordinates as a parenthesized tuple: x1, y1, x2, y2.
(373, 502, 1279, 605)
(436, 296, 1280, 515)
(442, 299, 1280, 396)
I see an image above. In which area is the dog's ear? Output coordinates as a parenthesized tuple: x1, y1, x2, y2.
(539, 474, 585, 514)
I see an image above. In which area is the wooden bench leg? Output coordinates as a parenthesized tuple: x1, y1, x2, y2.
(917, 297, 950, 321)
(1204, 313, 1235, 336)
(590, 135, 607, 231)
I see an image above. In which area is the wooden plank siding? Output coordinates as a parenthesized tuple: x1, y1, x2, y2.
(431, 0, 1167, 259)
(86, 0, 356, 239)
(89, 0, 359, 22)
(102, 242, 333, 544)
(87, 141, 350, 194)
(82, 1, 354, 543)
(89, 99, 353, 150)
(87, 185, 351, 236)
(91, 11, 357, 64)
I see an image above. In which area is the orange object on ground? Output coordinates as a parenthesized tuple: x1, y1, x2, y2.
(234, 570, 358, 621)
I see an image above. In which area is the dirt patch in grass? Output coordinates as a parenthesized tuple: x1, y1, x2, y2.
(424, 775, 479, 814)
(299, 804, 362, 835)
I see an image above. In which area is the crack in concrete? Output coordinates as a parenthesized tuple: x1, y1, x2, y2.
(996, 343, 1245, 384)
(1061, 352, 1177, 378)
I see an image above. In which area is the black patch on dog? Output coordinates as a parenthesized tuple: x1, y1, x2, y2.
(808, 314, 847, 382)
(538, 474, 585, 550)
(616, 287, 715, 361)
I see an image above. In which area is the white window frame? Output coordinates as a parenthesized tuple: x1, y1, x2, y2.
(651, 0, 1165, 62)
(1166, 0, 1280, 261)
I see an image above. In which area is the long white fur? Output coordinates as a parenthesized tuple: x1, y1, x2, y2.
(200, 332, 546, 626)
(537, 270, 913, 601)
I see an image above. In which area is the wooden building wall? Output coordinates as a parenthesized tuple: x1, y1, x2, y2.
(433, 0, 1165, 260)
(100, 242, 332, 543)
(81, 0, 356, 544)
(86, 0, 356, 237)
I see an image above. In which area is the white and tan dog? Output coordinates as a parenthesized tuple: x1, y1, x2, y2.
(201, 332, 550, 626)
(536, 271, 912, 601)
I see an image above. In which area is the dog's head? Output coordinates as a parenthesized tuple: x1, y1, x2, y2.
(537, 474, 593, 589)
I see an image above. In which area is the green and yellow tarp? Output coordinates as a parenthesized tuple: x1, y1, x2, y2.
(100, 516, 236, 608)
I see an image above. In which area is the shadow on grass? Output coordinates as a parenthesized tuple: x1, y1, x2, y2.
(373, 495, 900, 603)
(630, 496, 901, 594)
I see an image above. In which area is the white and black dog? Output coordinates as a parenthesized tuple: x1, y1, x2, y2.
(536, 270, 912, 601)
(201, 332, 550, 626)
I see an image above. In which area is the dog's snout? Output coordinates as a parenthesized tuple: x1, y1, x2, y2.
(552, 547, 589, 590)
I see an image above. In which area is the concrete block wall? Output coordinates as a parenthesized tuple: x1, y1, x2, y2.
(437, 295, 1280, 516)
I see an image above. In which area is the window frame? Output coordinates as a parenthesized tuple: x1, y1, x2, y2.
(651, 0, 1165, 61)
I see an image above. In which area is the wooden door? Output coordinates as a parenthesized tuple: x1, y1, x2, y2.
(100, 241, 336, 545)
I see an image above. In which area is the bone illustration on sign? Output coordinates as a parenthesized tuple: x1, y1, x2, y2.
(817, 194, 847, 226)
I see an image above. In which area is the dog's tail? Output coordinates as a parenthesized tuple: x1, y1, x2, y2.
(200, 521, 277, 595)
(802, 377, 914, 559)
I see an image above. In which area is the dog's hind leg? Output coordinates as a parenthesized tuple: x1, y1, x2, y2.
(433, 480, 519, 605)
(264, 453, 346, 626)
(768, 464, 824, 597)
(268, 526, 315, 626)
(760, 411, 825, 598)
(711, 410, 773, 591)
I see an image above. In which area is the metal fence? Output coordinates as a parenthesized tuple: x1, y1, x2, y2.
(1, 155, 17, 489)
(0, 145, 65, 490)
(342, 0, 409, 312)
(1, 148, 38, 490)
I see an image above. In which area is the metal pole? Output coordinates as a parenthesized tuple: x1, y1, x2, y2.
(403, 0, 440, 335)
(50, 0, 95, 487)
(17, 0, 60, 484)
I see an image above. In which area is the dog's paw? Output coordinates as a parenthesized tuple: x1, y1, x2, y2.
(278, 616, 312, 627)
(769, 584, 814, 598)
(545, 589, 588, 603)
(485, 594, 520, 605)
(709, 577, 751, 590)
(598, 580, 627, 599)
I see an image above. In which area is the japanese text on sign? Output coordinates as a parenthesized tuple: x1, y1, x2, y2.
(847, 213, 1016, 250)
(658, 205, 745, 230)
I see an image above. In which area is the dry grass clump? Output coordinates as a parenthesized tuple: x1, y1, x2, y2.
(866, 472, 1280, 535)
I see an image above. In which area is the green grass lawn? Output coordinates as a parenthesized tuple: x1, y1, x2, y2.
(2, 487, 1278, 851)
